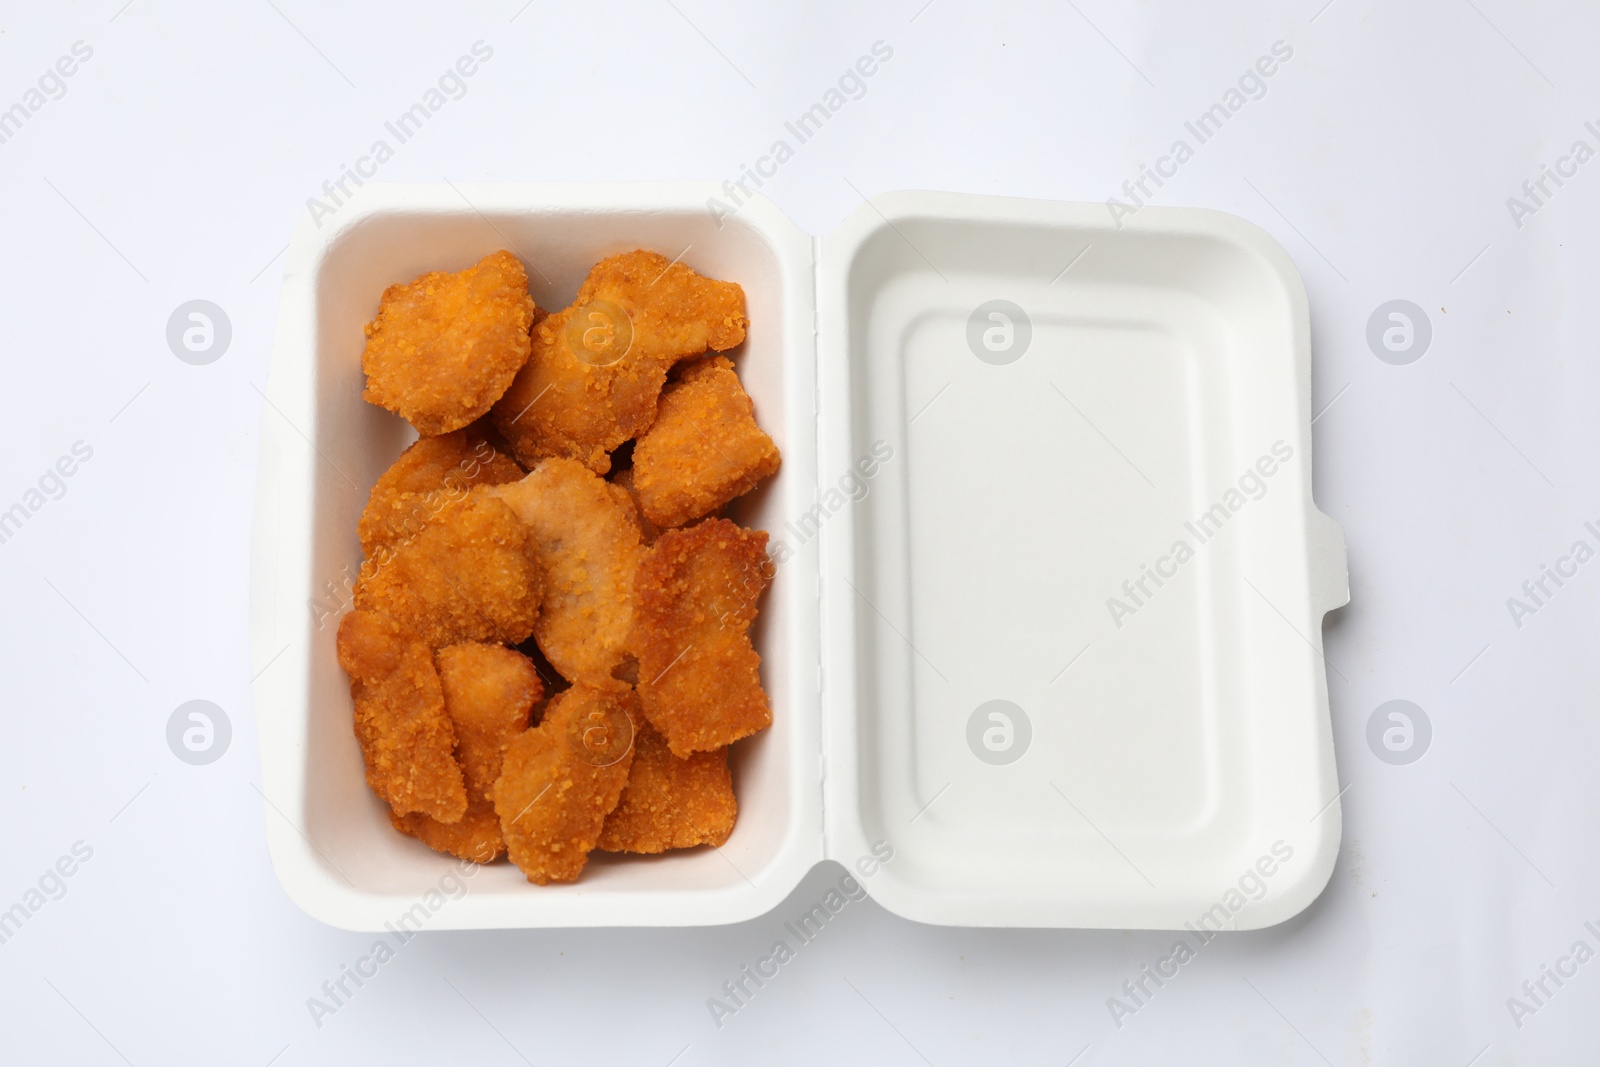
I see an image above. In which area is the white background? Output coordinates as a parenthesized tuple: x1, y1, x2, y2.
(1, 1, 1596, 1063)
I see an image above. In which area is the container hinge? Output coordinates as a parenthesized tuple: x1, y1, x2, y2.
(811, 234, 822, 420)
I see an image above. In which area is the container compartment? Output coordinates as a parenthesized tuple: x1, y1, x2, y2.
(253, 185, 822, 928)
(818, 193, 1346, 928)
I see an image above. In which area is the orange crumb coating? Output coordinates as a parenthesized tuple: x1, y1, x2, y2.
(633, 355, 780, 528)
(631, 518, 773, 756)
(493, 685, 638, 885)
(362, 250, 540, 436)
(493, 459, 642, 688)
(609, 466, 662, 545)
(436, 642, 542, 801)
(335, 609, 468, 822)
(354, 487, 542, 648)
(391, 799, 506, 862)
(357, 424, 525, 555)
(598, 723, 736, 853)
(491, 250, 747, 473)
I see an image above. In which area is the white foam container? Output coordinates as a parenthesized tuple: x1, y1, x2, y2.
(251, 182, 1348, 931)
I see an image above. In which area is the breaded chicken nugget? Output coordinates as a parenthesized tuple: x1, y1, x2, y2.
(436, 642, 542, 801)
(354, 487, 542, 648)
(609, 466, 662, 545)
(357, 424, 524, 554)
(391, 799, 505, 863)
(491, 250, 747, 473)
(631, 518, 773, 756)
(392, 645, 540, 862)
(336, 609, 468, 822)
(493, 685, 638, 884)
(633, 356, 780, 528)
(362, 250, 540, 436)
(598, 723, 735, 853)
(493, 459, 642, 688)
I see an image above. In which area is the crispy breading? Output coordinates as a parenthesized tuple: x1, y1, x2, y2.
(391, 798, 505, 862)
(609, 466, 662, 545)
(436, 642, 542, 801)
(357, 424, 525, 554)
(631, 518, 773, 756)
(354, 487, 542, 648)
(342, 249, 777, 880)
(362, 250, 540, 436)
(392, 644, 543, 861)
(491, 250, 747, 473)
(493, 685, 638, 884)
(493, 459, 642, 688)
(598, 723, 735, 853)
(633, 355, 780, 528)
(336, 609, 468, 822)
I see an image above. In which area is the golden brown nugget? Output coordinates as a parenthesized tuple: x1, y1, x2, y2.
(436, 642, 542, 801)
(354, 487, 542, 648)
(633, 356, 780, 528)
(598, 724, 735, 853)
(391, 641, 539, 862)
(357, 425, 525, 554)
(391, 798, 505, 862)
(493, 686, 638, 885)
(336, 609, 468, 822)
(609, 466, 662, 545)
(493, 459, 642, 688)
(362, 250, 540, 436)
(491, 250, 747, 473)
(632, 518, 773, 756)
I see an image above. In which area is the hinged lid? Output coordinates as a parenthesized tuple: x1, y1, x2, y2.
(815, 192, 1347, 929)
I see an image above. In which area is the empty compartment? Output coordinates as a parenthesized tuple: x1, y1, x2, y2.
(819, 193, 1345, 928)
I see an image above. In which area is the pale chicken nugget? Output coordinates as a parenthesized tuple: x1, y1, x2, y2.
(633, 355, 780, 528)
(493, 685, 637, 885)
(598, 724, 736, 853)
(436, 642, 542, 801)
(354, 487, 541, 648)
(632, 518, 773, 756)
(493, 459, 642, 688)
(336, 609, 468, 822)
(491, 250, 747, 473)
(362, 250, 540, 436)
(391, 799, 505, 863)
(357, 425, 524, 554)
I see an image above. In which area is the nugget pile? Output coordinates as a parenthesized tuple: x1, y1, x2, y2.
(337, 249, 778, 884)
